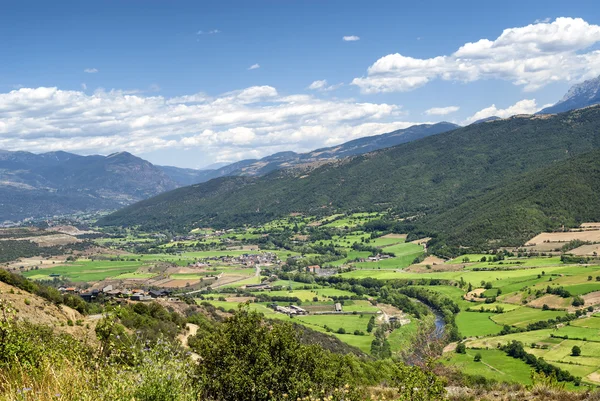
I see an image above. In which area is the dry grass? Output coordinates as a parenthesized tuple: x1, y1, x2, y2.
(526, 230, 600, 246)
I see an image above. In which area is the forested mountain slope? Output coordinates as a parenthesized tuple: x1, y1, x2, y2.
(100, 106, 600, 246)
(419, 149, 600, 250)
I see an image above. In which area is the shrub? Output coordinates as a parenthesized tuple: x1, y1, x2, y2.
(474, 353, 482, 362)
(571, 346, 581, 356)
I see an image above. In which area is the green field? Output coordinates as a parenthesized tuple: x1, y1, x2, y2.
(456, 312, 503, 337)
(442, 349, 535, 385)
(491, 307, 567, 328)
(23, 260, 144, 282)
(341, 265, 574, 282)
(466, 303, 520, 313)
(267, 288, 356, 300)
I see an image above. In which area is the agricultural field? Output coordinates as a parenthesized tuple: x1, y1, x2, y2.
(441, 349, 536, 385)
(455, 312, 503, 337)
(199, 293, 409, 355)
(8, 214, 600, 387)
(22, 260, 146, 282)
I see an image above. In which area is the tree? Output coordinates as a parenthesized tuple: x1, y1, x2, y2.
(474, 353, 482, 362)
(455, 342, 466, 354)
(366, 316, 375, 333)
(467, 282, 473, 292)
(571, 346, 581, 356)
(191, 307, 360, 401)
(484, 282, 493, 290)
(394, 363, 445, 401)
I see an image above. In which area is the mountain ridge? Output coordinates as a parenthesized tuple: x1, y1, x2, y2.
(99, 106, 600, 249)
(0, 122, 458, 221)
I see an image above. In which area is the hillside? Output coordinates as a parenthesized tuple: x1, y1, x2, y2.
(100, 106, 600, 246)
(0, 280, 97, 342)
(421, 149, 600, 249)
(0, 151, 178, 222)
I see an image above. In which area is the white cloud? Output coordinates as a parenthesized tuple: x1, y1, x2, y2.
(307, 80, 343, 92)
(0, 85, 416, 163)
(81, 83, 87, 90)
(343, 35, 360, 42)
(424, 106, 460, 116)
(463, 99, 541, 124)
(248, 63, 260, 70)
(353, 17, 600, 93)
(535, 18, 551, 24)
(308, 80, 327, 90)
(197, 29, 220, 35)
(83, 68, 98, 73)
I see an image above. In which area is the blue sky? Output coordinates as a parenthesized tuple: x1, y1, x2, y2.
(1, 0, 600, 168)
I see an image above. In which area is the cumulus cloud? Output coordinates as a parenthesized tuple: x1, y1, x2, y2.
(424, 106, 460, 116)
(248, 63, 260, 70)
(352, 17, 600, 93)
(343, 35, 360, 41)
(83, 68, 98, 73)
(0, 85, 415, 162)
(463, 99, 541, 124)
(307, 80, 343, 92)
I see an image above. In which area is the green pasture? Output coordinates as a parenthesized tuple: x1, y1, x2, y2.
(491, 307, 567, 328)
(22, 260, 144, 282)
(456, 312, 503, 337)
(441, 349, 534, 385)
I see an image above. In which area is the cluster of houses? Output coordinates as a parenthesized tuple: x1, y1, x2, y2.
(362, 254, 392, 262)
(269, 303, 344, 316)
(270, 304, 308, 316)
(58, 285, 172, 302)
(189, 252, 279, 268)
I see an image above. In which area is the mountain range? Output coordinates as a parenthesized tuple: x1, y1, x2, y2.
(99, 105, 600, 251)
(5, 76, 600, 225)
(156, 121, 459, 184)
(0, 122, 457, 222)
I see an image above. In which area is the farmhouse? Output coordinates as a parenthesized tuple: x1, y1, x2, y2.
(289, 305, 308, 315)
(307, 265, 321, 273)
(275, 305, 293, 314)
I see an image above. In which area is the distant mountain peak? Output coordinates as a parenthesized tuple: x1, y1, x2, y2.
(538, 75, 600, 115)
(561, 75, 600, 102)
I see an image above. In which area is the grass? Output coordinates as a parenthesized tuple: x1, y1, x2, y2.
(22, 261, 144, 282)
(340, 265, 572, 282)
(267, 288, 356, 301)
(387, 320, 419, 353)
(562, 283, 600, 296)
(466, 303, 521, 312)
(491, 307, 567, 328)
(112, 272, 156, 279)
(456, 312, 503, 337)
(570, 317, 600, 329)
(441, 349, 534, 385)
(466, 256, 564, 270)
